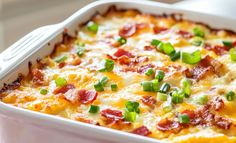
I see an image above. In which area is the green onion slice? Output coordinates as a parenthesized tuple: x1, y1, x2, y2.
(157, 93, 168, 101)
(181, 78, 191, 97)
(76, 47, 85, 57)
(141, 81, 153, 92)
(162, 104, 173, 113)
(89, 105, 100, 113)
(99, 59, 115, 72)
(230, 48, 236, 61)
(117, 37, 127, 45)
(145, 68, 154, 76)
(151, 39, 162, 47)
(191, 36, 203, 46)
(193, 27, 205, 38)
(181, 50, 201, 64)
(225, 91, 235, 101)
(159, 83, 171, 93)
(159, 42, 175, 55)
(40, 89, 48, 95)
(171, 90, 184, 104)
(111, 83, 118, 91)
(155, 70, 165, 82)
(124, 110, 137, 122)
(55, 55, 67, 63)
(152, 79, 160, 92)
(94, 77, 109, 92)
(178, 114, 190, 124)
(87, 21, 99, 33)
(125, 101, 140, 113)
(55, 77, 67, 87)
(169, 51, 180, 61)
(222, 41, 233, 47)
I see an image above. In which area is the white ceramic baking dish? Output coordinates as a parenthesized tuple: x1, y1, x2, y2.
(1, 1, 236, 143)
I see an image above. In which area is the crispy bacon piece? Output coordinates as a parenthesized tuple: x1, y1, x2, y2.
(144, 45, 155, 51)
(137, 64, 155, 74)
(211, 97, 224, 111)
(58, 62, 66, 68)
(204, 43, 229, 55)
(119, 23, 148, 38)
(53, 84, 75, 94)
(78, 89, 98, 104)
(176, 30, 193, 38)
(32, 69, 44, 86)
(131, 126, 151, 136)
(141, 95, 157, 108)
(101, 109, 123, 120)
(185, 55, 223, 81)
(118, 55, 131, 65)
(153, 26, 168, 34)
(114, 48, 134, 58)
(157, 118, 181, 133)
(213, 116, 232, 130)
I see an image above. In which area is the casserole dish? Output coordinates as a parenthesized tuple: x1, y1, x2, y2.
(1, 0, 236, 143)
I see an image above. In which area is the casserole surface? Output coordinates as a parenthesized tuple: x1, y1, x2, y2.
(1, 6, 236, 143)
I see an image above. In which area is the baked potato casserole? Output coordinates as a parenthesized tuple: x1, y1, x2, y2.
(1, 6, 236, 143)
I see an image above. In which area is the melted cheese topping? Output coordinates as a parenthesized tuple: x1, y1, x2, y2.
(1, 8, 236, 143)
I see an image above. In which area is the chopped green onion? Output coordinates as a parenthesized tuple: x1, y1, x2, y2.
(171, 90, 184, 104)
(152, 79, 160, 92)
(181, 50, 201, 64)
(225, 91, 235, 101)
(55, 77, 67, 87)
(40, 89, 48, 95)
(169, 51, 180, 61)
(195, 94, 208, 105)
(159, 83, 171, 93)
(99, 59, 115, 72)
(89, 105, 100, 113)
(125, 101, 140, 113)
(145, 68, 154, 76)
(162, 104, 173, 113)
(151, 39, 162, 46)
(155, 70, 165, 82)
(124, 110, 136, 122)
(193, 27, 204, 38)
(100, 76, 109, 86)
(229, 48, 236, 61)
(157, 93, 168, 101)
(87, 21, 99, 33)
(178, 114, 190, 124)
(55, 55, 67, 63)
(111, 83, 118, 91)
(181, 78, 191, 97)
(94, 82, 104, 91)
(117, 37, 127, 45)
(159, 42, 175, 55)
(76, 47, 85, 57)
(222, 41, 233, 47)
(94, 77, 109, 92)
(141, 81, 153, 92)
(75, 41, 85, 47)
(191, 36, 203, 46)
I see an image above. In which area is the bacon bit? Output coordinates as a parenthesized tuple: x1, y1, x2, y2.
(78, 89, 98, 104)
(119, 23, 136, 38)
(119, 23, 148, 38)
(204, 43, 229, 56)
(233, 41, 236, 47)
(64, 89, 79, 103)
(58, 62, 66, 68)
(32, 69, 44, 85)
(137, 64, 155, 74)
(114, 48, 134, 58)
(211, 97, 224, 111)
(53, 84, 75, 94)
(131, 126, 151, 136)
(118, 55, 131, 65)
(144, 45, 155, 51)
(186, 55, 223, 81)
(101, 109, 123, 120)
(214, 116, 232, 130)
(153, 26, 168, 34)
(141, 95, 157, 108)
(157, 118, 181, 133)
(176, 30, 193, 38)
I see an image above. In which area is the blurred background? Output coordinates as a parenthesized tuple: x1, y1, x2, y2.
(0, 0, 236, 52)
